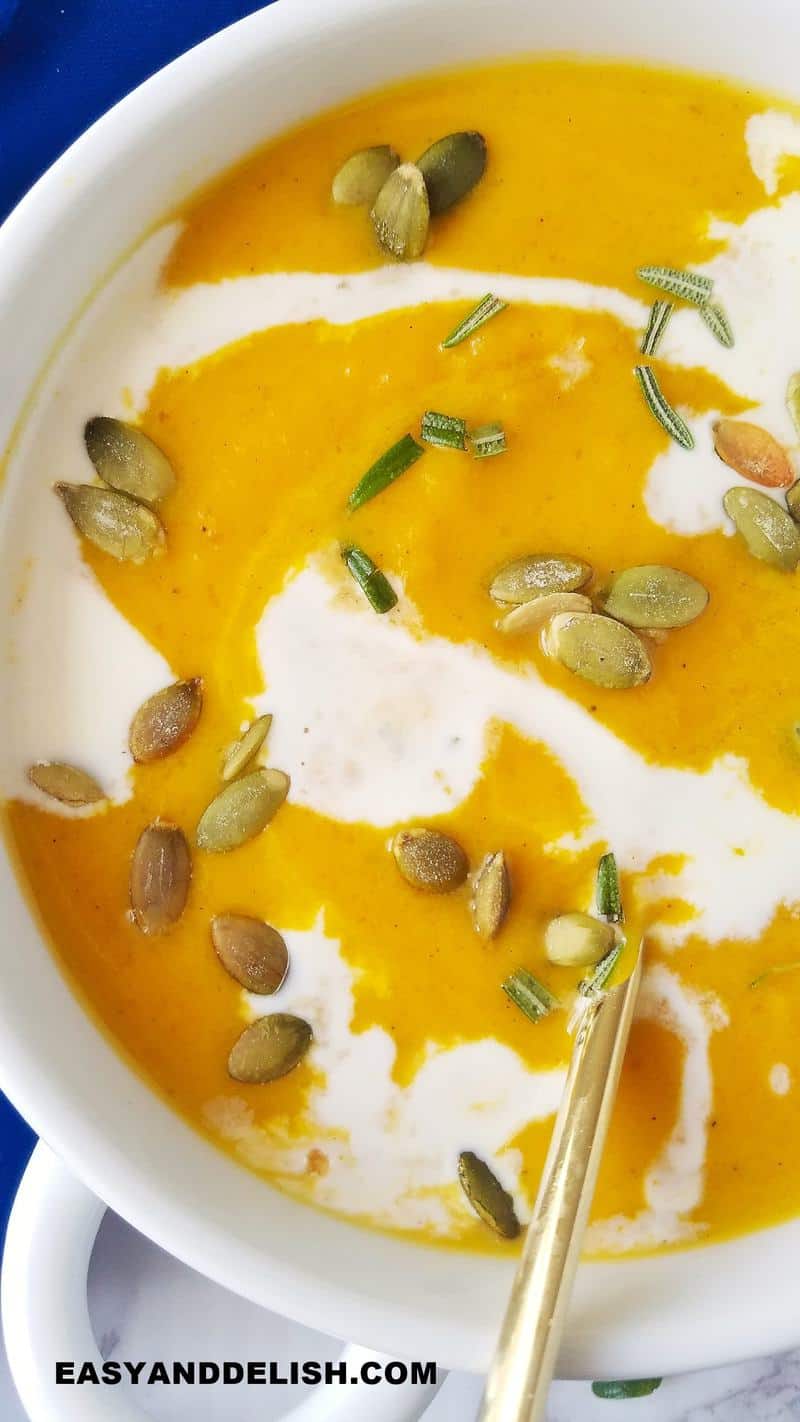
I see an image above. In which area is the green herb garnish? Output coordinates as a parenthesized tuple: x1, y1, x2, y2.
(420, 411, 468, 450)
(637, 264, 712, 306)
(442, 294, 507, 348)
(470, 422, 507, 459)
(596, 851, 623, 924)
(347, 434, 424, 511)
(592, 1379, 662, 1400)
(699, 301, 734, 348)
(634, 366, 694, 450)
(502, 967, 558, 1024)
(580, 945, 622, 997)
(751, 960, 800, 988)
(640, 300, 674, 357)
(341, 544, 398, 614)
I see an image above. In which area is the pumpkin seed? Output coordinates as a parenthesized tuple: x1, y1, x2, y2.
(27, 761, 105, 806)
(723, 487, 800, 570)
(130, 822, 191, 934)
(129, 678, 203, 763)
(490, 554, 591, 606)
(544, 612, 651, 689)
(713, 418, 794, 489)
(787, 373, 800, 437)
(197, 768, 289, 852)
(393, 827, 468, 892)
(544, 911, 616, 968)
(602, 565, 708, 629)
(471, 852, 510, 939)
(84, 416, 176, 504)
(211, 914, 288, 994)
(55, 483, 164, 562)
(416, 131, 487, 215)
(498, 591, 592, 635)
(332, 145, 399, 205)
(371, 163, 429, 260)
(787, 481, 800, 524)
(221, 714, 273, 781)
(228, 1013, 312, 1084)
(457, 1150, 520, 1240)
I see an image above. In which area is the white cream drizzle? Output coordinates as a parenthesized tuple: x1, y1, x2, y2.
(4, 107, 800, 1243)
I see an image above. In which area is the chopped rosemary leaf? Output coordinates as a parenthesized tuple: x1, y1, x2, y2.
(341, 544, 397, 614)
(502, 967, 558, 1024)
(592, 1380, 662, 1400)
(580, 944, 622, 998)
(442, 293, 507, 348)
(596, 851, 624, 924)
(470, 422, 507, 459)
(640, 300, 674, 357)
(420, 410, 468, 450)
(700, 301, 735, 348)
(634, 366, 694, 450)
(347, 433, 424, 511)
(751, 959, 800, 988)
(637, 264, 713, 306)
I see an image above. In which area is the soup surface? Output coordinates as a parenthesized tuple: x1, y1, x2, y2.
(5, 59, 800, 1254)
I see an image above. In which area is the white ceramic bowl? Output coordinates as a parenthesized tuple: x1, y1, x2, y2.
(1, 0, 800, 1382)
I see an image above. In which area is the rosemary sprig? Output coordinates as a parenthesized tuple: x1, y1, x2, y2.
(420, 411, 468, 450)
(596, 851, 624, 923)
(640, 300, 674, 357)
(592, 1380, 662, 1400)
(750, 960, 800, 989)
(634, 366, 695, 450)
(637, 264, 713, 307)
(699, 301, 735, 348)
(341, 544, 397, 614)
(581, 852, 624, 997)
(442, 294, 507, 348)
(502, 967, 559, 1024)
(470, 422, 507, 459)
(347, 433, 424, 511)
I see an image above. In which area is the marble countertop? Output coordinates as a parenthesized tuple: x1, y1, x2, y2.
(0, 1202, 796, 1420)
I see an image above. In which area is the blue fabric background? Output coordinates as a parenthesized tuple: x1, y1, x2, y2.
(0, 0, 274, 1235)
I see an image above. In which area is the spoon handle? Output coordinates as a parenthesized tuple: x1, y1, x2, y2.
(479, 949, 643, 1422)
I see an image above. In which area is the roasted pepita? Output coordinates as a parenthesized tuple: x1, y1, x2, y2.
(221, 714, 273, 781)
(787, 373, 800, 438)
(457, 1150, 520, 1239)
(498, 591, 592, 635)
(602, 565, 708, 629)
(723, 487, 800, 570)
(393, 827, 468, 892)
(56, 483, 164, 562)
(228, 1013, 312, 1084)
(544, 911, 616, 968)
(129, 678, 203, 763)
(370, 163, 429, 260)
(471, 852, 510, 938)
(197, 768, 290, 852)
(130, 822, 191, 934)
(211, 914, 289, 994)
(787, 481, 800, 523)
(27, 761, 105, 806)
(713, 418, 794, 489)
(544, 612, 651, 689)
(415, 131, 487, 214)
(489, 553, 591, 606)
(332, 145, 399, 205)
(84, 416, 176, 504)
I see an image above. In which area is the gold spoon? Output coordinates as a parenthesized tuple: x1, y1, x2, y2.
(478, 947, 644, 1422)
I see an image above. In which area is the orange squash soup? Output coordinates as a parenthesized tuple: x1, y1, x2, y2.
(6, 58, 800, 1254)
